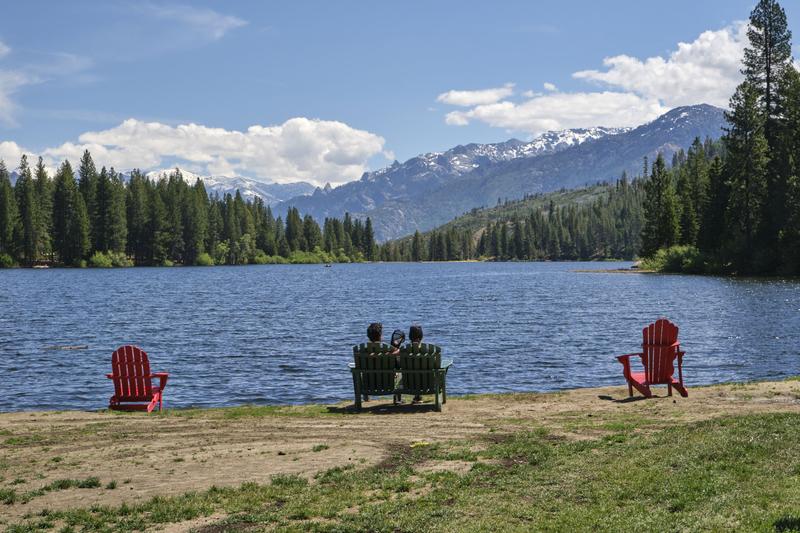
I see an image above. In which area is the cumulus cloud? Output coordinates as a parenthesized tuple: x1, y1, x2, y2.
(445, 92, 667, 133)
(27, 117, 387, 187)
(573, 22, 747, 108)
(0, 41, 9, 59)
(139, 3, 247, 40)
(0, 141, 27, 167)
(436, 83, 515, 107)
(438, 23, 749, 135)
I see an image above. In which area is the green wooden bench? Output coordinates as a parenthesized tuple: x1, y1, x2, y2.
(349, 342, 452, 412)
(397, 343, 452, 412)
(350, 342, 399, 410)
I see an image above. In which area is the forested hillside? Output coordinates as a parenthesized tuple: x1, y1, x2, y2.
(640, 0, 800, 275)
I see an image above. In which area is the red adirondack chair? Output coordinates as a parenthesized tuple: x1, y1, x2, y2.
(617, 319, 688, 398)
(106, 345, 169, 412)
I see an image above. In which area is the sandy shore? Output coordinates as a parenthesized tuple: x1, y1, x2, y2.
(1, 379, 799, 530)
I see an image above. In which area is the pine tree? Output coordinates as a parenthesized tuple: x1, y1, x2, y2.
(126, 170, 150, 264)
(78, 150, 99, 250)
(0, 160, 17, 258)
(53, 161, 89, 266)
(640, 154, 680, 257)
(33, 157, 52, 261)
(724, 82, 770, 269)
(14, 155, 40, 264)
(743, 0, 793, 134)
(699, 157, 728, 253)
(363, 217, 376, 260)
(411, 230, 422, 261)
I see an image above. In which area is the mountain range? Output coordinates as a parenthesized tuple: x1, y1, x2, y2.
(278, 104, 727, 241)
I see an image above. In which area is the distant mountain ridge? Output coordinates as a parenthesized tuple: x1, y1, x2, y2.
(280, 126, 628, 221)
(136, 170, 315, 206)
(280, 104, 727, 241)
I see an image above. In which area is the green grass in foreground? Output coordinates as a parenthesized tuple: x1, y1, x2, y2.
(6, 413, 800, 532)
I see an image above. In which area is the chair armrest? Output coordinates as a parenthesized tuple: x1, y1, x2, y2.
(106, 373, 114, 379)
(616, 353, 642, 363)
(348, 362, 356, 369)
(150, 372, 169, 389)
(440, 360, 453, 369)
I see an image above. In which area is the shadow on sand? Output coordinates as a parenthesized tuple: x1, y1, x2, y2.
(327, 401, 440, 415)
(597, 394, 652, 404)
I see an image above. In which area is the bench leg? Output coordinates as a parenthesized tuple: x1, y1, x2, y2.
(441, 373, 447, 404)
(352, 372, 362, 411)
(434, 381, 442, 412)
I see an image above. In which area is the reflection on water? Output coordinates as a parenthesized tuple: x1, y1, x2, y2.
(0, 262, 798, 411)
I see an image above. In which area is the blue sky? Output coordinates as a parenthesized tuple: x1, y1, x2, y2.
(0, 1, 798, 186)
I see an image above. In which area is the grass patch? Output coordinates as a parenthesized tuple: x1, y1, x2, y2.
(311, 444, 329, 453)
(4, 435, 43, 446)
(4, 478, 103, 505)
(165, 404, 330, 420)
(6, 414, 800, 531)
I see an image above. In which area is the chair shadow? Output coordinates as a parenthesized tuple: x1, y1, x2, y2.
(597, 394, 651, 404)
(327, 401, 440, 415)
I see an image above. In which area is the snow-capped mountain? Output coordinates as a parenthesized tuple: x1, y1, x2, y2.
(143, 169, 315, 206)
(280, 104, 726, 241)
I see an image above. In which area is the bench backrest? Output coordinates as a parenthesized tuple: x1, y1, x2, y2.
(110, 345, 153, 401)
(399, 343, 441, 394)
(642, 319, 680, 385)
(353, 342, 397, 395)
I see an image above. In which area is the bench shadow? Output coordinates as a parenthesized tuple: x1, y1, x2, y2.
(327, 402, 441, 415)
(774, 515, 800, 532)
(597, 394, 651, 403)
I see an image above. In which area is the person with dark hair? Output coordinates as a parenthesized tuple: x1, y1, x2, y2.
(409, 325, 423, 344)
(408, 324, 424, 403)
(367, 322, 382, 343)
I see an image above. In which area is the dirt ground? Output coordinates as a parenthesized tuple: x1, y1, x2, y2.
(1, 379, 799, 529)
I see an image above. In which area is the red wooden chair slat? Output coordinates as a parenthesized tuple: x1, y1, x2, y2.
(617, 318, 688, 398)
(106, 345, 169, 412)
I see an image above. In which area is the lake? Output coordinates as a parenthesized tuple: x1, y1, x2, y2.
(0, 262, 798, 411)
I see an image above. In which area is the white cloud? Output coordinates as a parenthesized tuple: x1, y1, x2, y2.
(573, 23, 747, 108)
(0, 141, 26, 167)
(445, 92, 667, 133)
(438, 23, 748, 135)
(140, 3, 247, 41)
(0, 45, 93, 126)
(436, 83, 515, 107)
(34, 117, 386, 187)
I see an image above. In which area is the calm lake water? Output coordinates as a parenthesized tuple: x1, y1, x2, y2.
(1, 262, 798, 411)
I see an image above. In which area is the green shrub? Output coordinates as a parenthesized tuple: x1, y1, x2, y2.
(195, 252, 214, 266)
(88, 252, 113, 268)
(0, 253, 16, 268)
(641, 245, 706, 273)
(109, 252, 133, 267)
